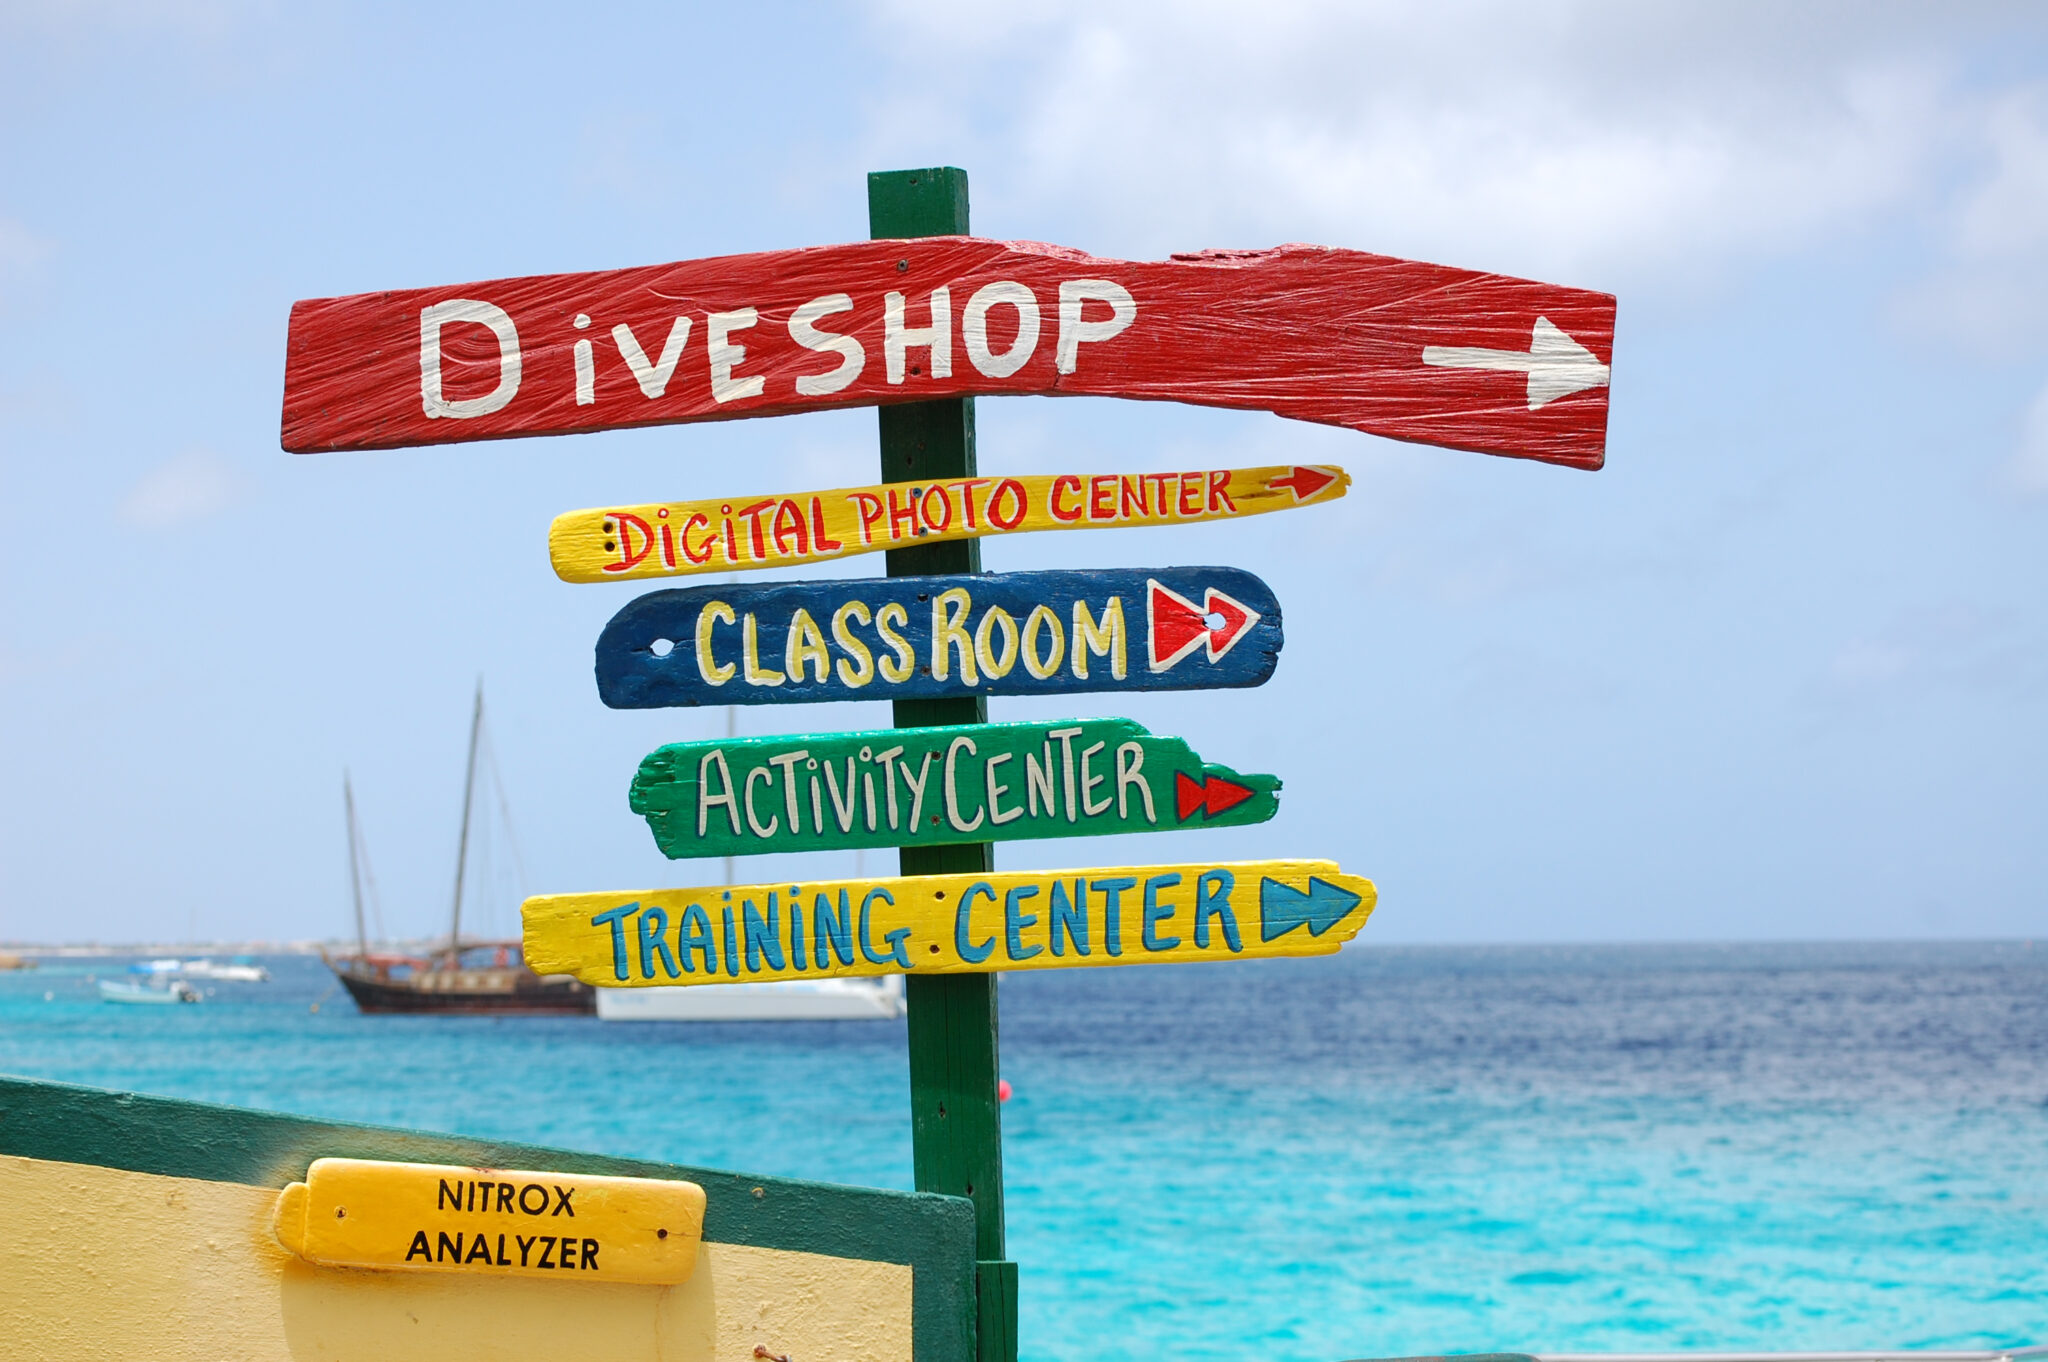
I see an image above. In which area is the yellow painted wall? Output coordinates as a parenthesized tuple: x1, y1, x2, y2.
(1, 1154, 913, 1362)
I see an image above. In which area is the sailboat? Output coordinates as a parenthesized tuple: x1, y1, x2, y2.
(324, 686, 595, 1016)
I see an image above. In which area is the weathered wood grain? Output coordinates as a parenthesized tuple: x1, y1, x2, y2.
(629, 717, 1279, 860)
(549, 463, 1345, 582)
(281, 237, 1615, 469)
(522, 858, 1377, 986)
(595, 566, 1283, 708)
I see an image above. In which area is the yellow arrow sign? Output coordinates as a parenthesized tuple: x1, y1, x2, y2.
(522, 859, 1376, 986)
(272, 1158, 706, 1285)
(548, 463, 1348, 583)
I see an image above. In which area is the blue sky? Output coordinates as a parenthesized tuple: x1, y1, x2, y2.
(1, 2, 2043, 945)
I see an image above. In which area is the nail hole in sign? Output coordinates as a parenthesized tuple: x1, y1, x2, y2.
(1205, 612, 1226, 631)
(649, 638, 675, 658)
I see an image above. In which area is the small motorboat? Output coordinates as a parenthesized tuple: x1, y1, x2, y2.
(99, 978, 201, 1005)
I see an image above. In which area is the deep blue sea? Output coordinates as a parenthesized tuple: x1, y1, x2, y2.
(3, 942, 2043, 1360)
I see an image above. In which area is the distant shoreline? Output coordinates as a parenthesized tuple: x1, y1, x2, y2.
(2, 936, 2036, 956)
(0, 940, 455, 958)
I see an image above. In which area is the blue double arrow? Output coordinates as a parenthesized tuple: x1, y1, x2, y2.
(1258, 877, 1363, 942)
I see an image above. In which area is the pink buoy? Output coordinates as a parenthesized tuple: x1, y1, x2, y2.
(997, 1079, 1013, 1103)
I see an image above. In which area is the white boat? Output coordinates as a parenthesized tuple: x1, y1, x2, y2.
(99, 979, 201, 1005)
(177, 959, 270, 982)
(596, 975, 905, 1022)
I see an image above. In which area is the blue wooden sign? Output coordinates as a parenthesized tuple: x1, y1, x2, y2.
(594, 567, 1283, 709)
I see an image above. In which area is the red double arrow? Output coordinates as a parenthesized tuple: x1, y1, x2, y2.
(1175, 772, 1257, 822)
(1148, 579, 1262, 673)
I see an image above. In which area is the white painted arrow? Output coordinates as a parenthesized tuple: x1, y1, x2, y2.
(1421, 317, 1611, 411)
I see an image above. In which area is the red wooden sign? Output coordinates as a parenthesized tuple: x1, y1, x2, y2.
(282, 238, 1615, 470)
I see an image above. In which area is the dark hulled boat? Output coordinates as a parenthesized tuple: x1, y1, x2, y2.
(327, 686, 594, 1016)
(327, 945, 593, 1015)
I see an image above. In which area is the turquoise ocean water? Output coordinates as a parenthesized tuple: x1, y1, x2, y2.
(2, 941, 2043, 1359)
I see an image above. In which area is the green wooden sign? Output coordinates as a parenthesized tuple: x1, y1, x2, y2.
(629, 716, 1280, 860)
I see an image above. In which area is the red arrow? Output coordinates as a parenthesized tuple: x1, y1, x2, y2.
(1148, 580, 1263, 672)
(1175, 771, 1257, 822)
(1266, 465, 1339, 502)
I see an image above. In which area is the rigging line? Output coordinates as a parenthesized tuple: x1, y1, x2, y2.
(345, 773, 368, 958)
(476, 713, 531, 900)
(351, 795, 391, 946)
(469, 774, 497, 938)
(448, 683, 485, 961)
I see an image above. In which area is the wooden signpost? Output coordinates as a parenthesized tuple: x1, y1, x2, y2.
(6, 160, 1612, 1362)
(281, 235, 1615, 469)
(627, 717, 1280, 859)
(594, 566, 1283, 708)
(548, 463, 1345, 582)
(523, 860, 1375, 986)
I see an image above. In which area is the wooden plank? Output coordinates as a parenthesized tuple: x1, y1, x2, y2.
(522, 858, 1378, 987)
(548, 463, 1346, 582)
(272, 1157, 706, 1285)
(595, 567, 1283, 708)
(280, 237, 1615, 470)
(628, 716, 1279, 860)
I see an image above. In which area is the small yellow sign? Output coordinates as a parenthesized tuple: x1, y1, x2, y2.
(271, 1158, 705, 1285)
(549, 463, 1348, 583)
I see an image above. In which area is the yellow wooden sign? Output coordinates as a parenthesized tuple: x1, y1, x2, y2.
(549, 463, 1348, 583)
(523, 858, 1375, 987)
(272, 1157, 706, 1285)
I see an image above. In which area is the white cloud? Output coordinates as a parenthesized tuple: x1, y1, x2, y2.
(1820, 601, 2043, 703)
(117, 449, 238, 528)
(2008, 380, 2048, 496)
(862, 2, 2042, 296)
(1899, 91, 2048, 347)
(0, 0, 254, 34)
(0, 217, 50, 305)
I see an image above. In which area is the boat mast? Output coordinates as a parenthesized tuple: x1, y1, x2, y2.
(447, 683, 484, 966)
(344, 772, 369, 959)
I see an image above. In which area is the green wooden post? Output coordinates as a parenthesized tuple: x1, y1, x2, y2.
(869, 165, 1018, 1362)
